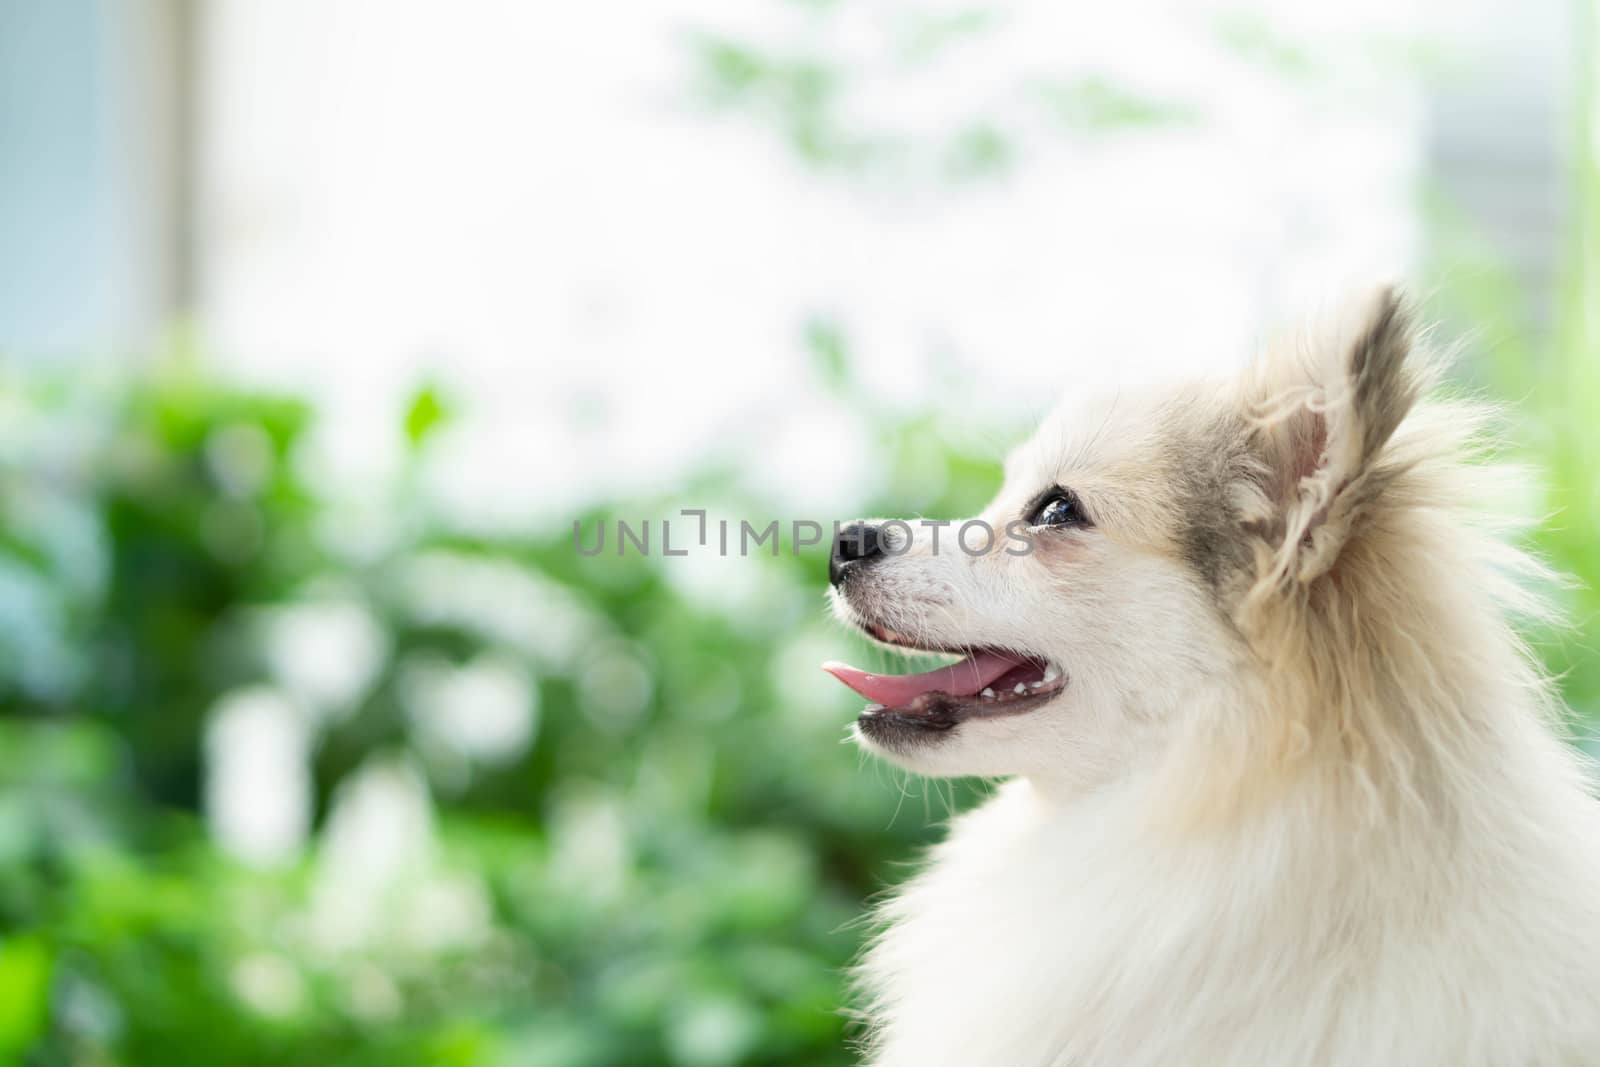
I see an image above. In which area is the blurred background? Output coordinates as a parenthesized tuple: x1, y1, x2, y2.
(1, 1, 1596, 1064)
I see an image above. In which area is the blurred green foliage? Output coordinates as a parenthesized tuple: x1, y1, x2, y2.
(0, 342, 1012, 1065)
(3, 270, 1596, 1063)
(685, 8, 1206, 184)
(2, 10, 1597, 1067)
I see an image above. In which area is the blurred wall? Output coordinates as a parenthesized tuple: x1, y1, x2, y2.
(1423, 0, 1577, 341)
(0, 0, 190, 358)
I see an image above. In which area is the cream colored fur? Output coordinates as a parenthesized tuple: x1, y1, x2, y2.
(834, 289, 1600, 1066)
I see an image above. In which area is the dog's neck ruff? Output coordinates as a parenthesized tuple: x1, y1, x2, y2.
(856, 721, 1600, 1067)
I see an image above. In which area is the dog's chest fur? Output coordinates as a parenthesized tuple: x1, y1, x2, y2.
(858, 778, 1600, 1067)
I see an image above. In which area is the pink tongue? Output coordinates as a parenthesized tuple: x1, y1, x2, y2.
(821, 650, 1022, 707)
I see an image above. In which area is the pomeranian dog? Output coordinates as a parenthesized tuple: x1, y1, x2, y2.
(824, 288, 1600, 1066)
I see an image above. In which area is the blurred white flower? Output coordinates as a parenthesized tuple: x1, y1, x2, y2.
(306, 755, 496, 958)
(577, 644, 653, 733)
(398, 871, 493, 953)
(203, 687, 311, 867)
(230, 951, 305, 1019)
(400, 549, 605, 670)
(548, 786, 631, 903)
(666, 994, 762, 1067)
(264, 596, 388, 716)
(309, 755, 434, 953)
(340, 962, 403, 1022)
(402, 651, 538, 764)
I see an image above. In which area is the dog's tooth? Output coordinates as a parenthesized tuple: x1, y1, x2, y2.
(981, 688, 995, 699)
(1042, 665, 1059, 683)
(1013, 683, 1026, 694)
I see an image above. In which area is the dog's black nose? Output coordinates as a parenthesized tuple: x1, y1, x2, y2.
(830, 521, 883, 587)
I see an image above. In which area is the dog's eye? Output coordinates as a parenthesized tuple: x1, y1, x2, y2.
(1029, 489, 1090, 528)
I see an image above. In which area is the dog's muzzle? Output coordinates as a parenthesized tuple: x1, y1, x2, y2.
(829, 521, 883, 587)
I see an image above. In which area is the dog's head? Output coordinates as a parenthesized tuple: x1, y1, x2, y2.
(827, 288, 1447, 790)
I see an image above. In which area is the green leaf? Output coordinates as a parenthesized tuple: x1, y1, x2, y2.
(803, 317, 851, 392)
(404, 383, 453, 450)
(0, 936, 51, 1056)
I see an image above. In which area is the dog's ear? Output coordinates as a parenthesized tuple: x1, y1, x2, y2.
(1245, 287, 1423, 584)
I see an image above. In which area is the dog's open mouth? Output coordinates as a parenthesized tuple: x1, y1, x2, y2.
(822, 624, 1066, 732)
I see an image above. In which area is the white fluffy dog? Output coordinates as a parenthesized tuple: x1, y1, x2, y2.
(824, 289, 1600, 1066)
